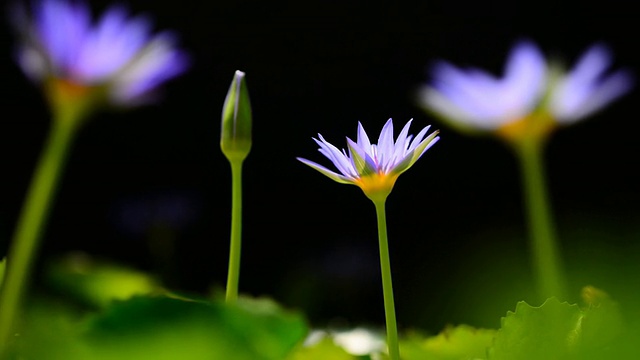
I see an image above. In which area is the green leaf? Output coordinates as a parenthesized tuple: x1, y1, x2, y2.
(487, 297, 583, 360)
(574, 286, 635, 359)
(488, 288, 637, 360)
(83, 295, 308, 360)
(16, 301, 93, 360)
(18, 295, 308, 360)
(579, 286, 623, 349)
(46, 254, 160, 308)
(401, 325, 495, 360)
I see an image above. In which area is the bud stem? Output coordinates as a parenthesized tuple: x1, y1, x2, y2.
(225, 159, 244, 303)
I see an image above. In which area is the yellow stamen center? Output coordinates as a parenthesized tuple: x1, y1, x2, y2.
(44, 78, 103, 126)
(355, 172, 399, 202)
(496, 113, 556, 145)
(46, 78, 92, 103)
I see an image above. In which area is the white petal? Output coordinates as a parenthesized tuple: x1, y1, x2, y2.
(75, 7, 151, 81)
(551, 44, 632, 122)
(314, 135, 356, 177)
(556, 69, 633, 123)
(297, 158, 354, 184)
(16, 46, 48, 81)
(407, 125, 432, 152)
(501, 40, 547, 119)
(356, 121, 371, 153)
(110, 32, 188, 103)
(390, 119, 413, 169)
(376, 119, 394, 168)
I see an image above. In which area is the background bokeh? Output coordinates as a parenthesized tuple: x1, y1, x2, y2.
(1, 0, 638, 333)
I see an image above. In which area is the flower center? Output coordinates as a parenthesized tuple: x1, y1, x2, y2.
(355, 172, 399, 202)
(496, 113, 556, 145)
(49, 79, 91, 100)
(44, 78, 105, 126)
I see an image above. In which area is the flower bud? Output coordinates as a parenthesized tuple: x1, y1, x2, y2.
(221, 70, 252, 162)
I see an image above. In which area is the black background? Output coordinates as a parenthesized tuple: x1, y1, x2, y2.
(1, 0, 639, 332)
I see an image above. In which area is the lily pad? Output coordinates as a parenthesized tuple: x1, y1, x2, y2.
(46, 254, 160, 308)
(401, 325, 496, 360)
(487, 288, 630, 360)
(487, 297, 582, 360)
(20, 295, 308, 360)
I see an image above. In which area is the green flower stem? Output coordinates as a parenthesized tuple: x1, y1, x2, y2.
(373, 199, 400, 360)
(516, 140, 567, 301)
(225, 159, 244, 303)
(0, 115, 79, 353)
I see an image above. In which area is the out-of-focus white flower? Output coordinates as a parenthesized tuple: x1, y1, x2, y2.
(332, 327, 387, 356)
(300, 328, 386, 356)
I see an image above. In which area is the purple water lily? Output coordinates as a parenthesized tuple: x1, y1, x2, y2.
(13, 0, 189, 105)
(549, 44, 633, 124)
(418, 40, 632, 135)
(297, 119, 439, 201)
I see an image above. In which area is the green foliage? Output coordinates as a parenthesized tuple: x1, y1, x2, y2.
(45, 254, 160, 308)
(401, 325, 496, 360)
(12, 264, 640, 360)
(487, 297, 582, 360)
(487, 287, 633, 360)
(18, 295, 308, 360)
(15, 301, 92, 360)
(397, 286, 634, 360)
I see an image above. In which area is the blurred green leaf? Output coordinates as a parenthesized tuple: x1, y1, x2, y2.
(487, 288, 632, 360)
(19, 295, 307, 360)
(488, 297, 582, 360)
(579, 286, 623, 348)
(16, 301, 93, 360)
(46, 253, 160, 308)
(401, 325, 495, 360)
(575, 286, 637, 359)
(86, 295, 307, 360)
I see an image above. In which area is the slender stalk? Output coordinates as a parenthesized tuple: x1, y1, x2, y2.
(0, 116, 78, 353)
(225, 159, 244, 303)
(373, 199, 400, 360)
(516, 140, 567, 301)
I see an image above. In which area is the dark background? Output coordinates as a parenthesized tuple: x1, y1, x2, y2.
(1, 0, 639, 332)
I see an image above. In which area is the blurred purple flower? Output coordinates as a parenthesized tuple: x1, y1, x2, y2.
(419, 41, 547, 130)
(418, 40, 632, 134)
(297, 119, 439, 201)
(549, 44, 634, 124)
(12, 0, 189, 105)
